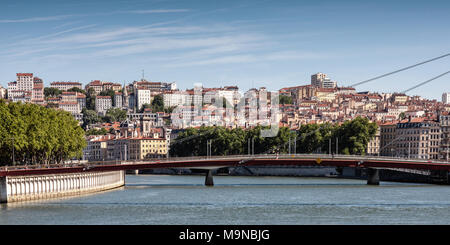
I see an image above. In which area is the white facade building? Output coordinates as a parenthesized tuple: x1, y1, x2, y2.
(443, 92, 450, 104)
(136, 88, 151, 111)
(7, 73, 44, 104)
(163, 91, 190, 108)
(50, 81, 83, 91)
(96, 96, 113, 115)
(0, 86, 6, 99)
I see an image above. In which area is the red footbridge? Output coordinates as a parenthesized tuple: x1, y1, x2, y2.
(1, 154, 450, 186)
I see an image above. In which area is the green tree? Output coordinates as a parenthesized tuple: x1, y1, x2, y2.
(67, 87, 86, 94)
(0, 101, 86, 165)
(140, 103, 152, 112)
(85, 88, 96, 110)
(333, 117, 378, 155)
(86, 128, 108, 136)
(81, 108, 102, 129)
(44, 87, 62, 98)
(279, 95, 293, 104)
(151, 94, 164, 112)
(104, 108, 127, 123)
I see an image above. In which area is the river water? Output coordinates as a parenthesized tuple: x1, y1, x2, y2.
(1, 175, 450, 225)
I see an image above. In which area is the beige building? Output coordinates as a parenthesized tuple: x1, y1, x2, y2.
(367, 127, 380, 155)
(0, 85, 6, 99)
(314, 88, 336, 102)
(381, 118, 441, 159)
(50, 81, 82, 91)
(380, 121, 398, 156)
(59, 101, 81, 114)
(439, 111, 450, 160)
(279, 85, 316, 105)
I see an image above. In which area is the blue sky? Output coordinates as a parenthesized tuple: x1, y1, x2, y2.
(0, 0, 449, 100)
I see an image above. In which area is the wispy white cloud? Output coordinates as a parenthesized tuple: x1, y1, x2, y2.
(121, 9, 191, 14)
(0, 15, 74, 23)
(0, 9, 190, 24)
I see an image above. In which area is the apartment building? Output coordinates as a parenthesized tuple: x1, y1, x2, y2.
(95, 96, 112, 115)
(367, 126, 381, 155)
(380, 117, 442, 159)
(443, 92, 450, 104)
(0, 85, 6, 99)
(50, 81, 82, 91)
(7, 73, 44, 104)
(85, 80, 122, 95)
(440, 111, 450, 160)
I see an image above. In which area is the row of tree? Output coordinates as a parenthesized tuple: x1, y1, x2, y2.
(169, 117, 378, 157)
(0, 100, 87, 166)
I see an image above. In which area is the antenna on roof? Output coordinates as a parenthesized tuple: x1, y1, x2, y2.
(142, 69, 145, 80)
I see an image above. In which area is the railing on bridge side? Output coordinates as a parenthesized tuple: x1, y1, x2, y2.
(1, 154, 449, 172)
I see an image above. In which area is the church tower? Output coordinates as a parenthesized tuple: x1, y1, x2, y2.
(122, 83, 129, 111)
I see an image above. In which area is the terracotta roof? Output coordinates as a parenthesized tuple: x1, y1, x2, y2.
(17, 73, 33, 77)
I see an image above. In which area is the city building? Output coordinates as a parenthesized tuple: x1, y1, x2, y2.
(439, 111, 450, 160)
(7, 73, 44, 104)
(135, 87, 151, 112)
(114, 92, 123, 108)
(311, 73, 327, 87)
(443, 92, 450, 104)
(367, 126, 380, 155)
(59, 101, 81, 114)
(311, 73, 337, 88)
(381, 118, 441, 159)
(95, 96, 113, 115)
(132, 79, 177, 92)
(85, 80, 122, 95)
(0, 85, 6, 99)
(50, 81, 83, 91)
(380, 121, 398, 157)
(163, 91, 190, 108)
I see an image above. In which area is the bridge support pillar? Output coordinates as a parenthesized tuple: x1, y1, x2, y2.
(366, 168, 380, 185)
(0, 177, 7, 203)
(205, 170, 214, 186)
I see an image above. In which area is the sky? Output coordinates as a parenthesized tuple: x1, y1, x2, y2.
(0, 0, 449, 100)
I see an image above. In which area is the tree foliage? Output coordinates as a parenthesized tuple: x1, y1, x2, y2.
(279, 95, 293, 104)
(86, 128, 108, 136)
(170, 117, 378, 157)
(150, 94, 164, 112)
(103, 107, 127, 123)
(81, 108, 102, 130)
(67, 87, 86, 94)
(0, 100, 86, 166)
(85, 88, 96, 110)
(169, 125, 296, 157)
(44, 87, 62, 98)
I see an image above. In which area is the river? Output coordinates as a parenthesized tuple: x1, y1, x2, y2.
(1, 175, 450, 225)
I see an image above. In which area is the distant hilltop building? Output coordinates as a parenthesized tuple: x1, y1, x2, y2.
(0, 85, 6, 99)
(85, 80, 122, 95)
(443, 92, 450, 104)
(311, 73, 337, 89)
(50, 81, 82, 91)
(7, 73, 44, 104)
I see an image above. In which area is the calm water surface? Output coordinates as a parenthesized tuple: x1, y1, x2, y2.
(1, 175, 450, 225)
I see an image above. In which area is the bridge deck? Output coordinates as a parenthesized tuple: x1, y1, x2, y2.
(1, 154, 449, 177)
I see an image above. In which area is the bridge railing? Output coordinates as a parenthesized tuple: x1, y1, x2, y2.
(1, 153, 449, 171)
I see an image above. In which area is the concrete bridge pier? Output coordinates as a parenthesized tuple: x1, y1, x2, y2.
(205, 170, 214, 186)
(366, 168, 380, 185)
